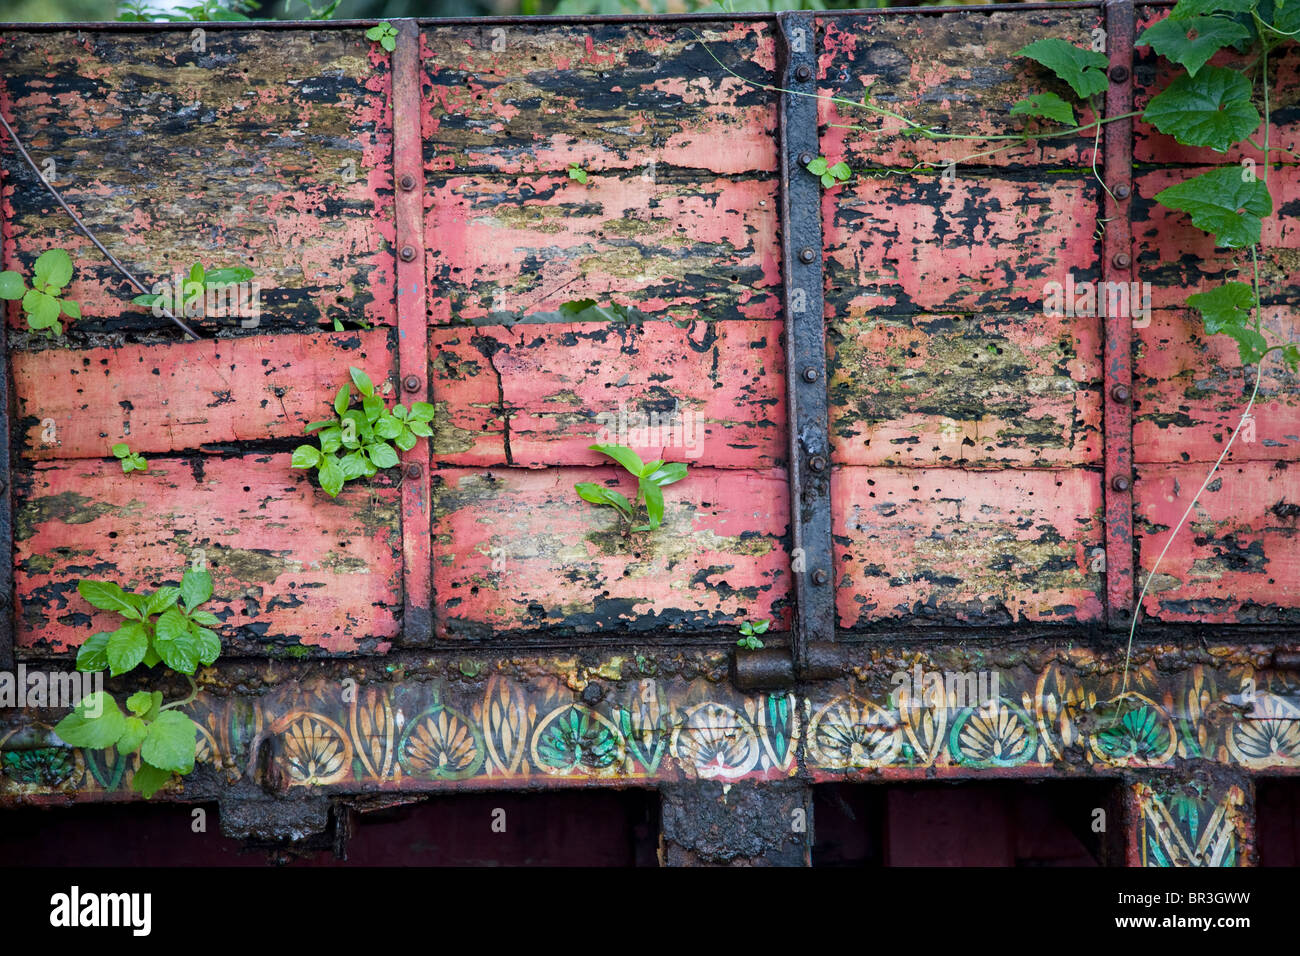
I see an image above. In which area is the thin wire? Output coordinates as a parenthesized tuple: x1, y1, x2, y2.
(0, 110, 203, 341)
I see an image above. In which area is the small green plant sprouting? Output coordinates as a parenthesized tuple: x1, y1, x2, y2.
(366, 22, 399, 52)
(293, 366, 433, 497)
(805, 156, 852, 189)
(0, 248, 81, 337)
(130, 260, 254, 317)
(52, 567, 221, 798)
(568, 163, 589, 184)
(736, 618, 770, 650)
(112, 443, 148, 474)
(575, 444, 688, 533)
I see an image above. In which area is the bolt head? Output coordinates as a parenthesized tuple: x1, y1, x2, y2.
(1113, 183, 1131, 200)
(799, 248, 816, 264)
(403, 375, 421, 393)
(1111, 475, 1131, 493)
(406, 462, 422, 479)
(581, 683, 604, 705)
(399, 174, 416, 191)
(1111, 384, 1131, 403)
(399, 245, 417, 262)
(809, 455, 827, 472)
(795, 65, 812, 82)
(802, 367, 820, 383)
(1108, 65, 1129, 83)
(1112, 252, 1132, 269)
(812, 569, 829, 586)
(798, 151, 814, 166)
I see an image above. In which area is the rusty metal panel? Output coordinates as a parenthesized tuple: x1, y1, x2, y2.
(430, 319, 785, 469)
(14, 456, 401, 655)
(431, 466, 791, 638)
(832, 467, 1105, 626)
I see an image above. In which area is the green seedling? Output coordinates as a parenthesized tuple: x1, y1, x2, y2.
(0, 248, 81, 337)
(53, 567, 222, 798)
(736, 618, 770, 650)
(366, 21, 398, 52)
(293, 366, 432, 497)
(575, 443, 688, 532)
(112, 443, 148, 474)
(805, 156, 851, 189)
(568, 163, 589, 184)
(131, 260, 254, 318)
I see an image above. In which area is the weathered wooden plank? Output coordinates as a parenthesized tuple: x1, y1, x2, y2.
(431, 319, 784, 469)
(1134, 165, 1300, 309)
(12, 329, 392, 459)
(817, 10, 1103, 172)
(1136, 308, 1300, 464)
(432, 466, 790, 638)
(828, 311, 1102, 467)
(832, 466, 1105, 626)
(1136, 460, 1300, 622)
(13, 455, 401, 654)
(424, 172, 780, 325)
(822, 175, 1099, 316)
(0, 30, 394, 339)
(421, 22, 778, 177)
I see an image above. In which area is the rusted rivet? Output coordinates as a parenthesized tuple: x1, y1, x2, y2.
(405, 462, 422, 479)
(812, 569, 829, 586)
(1111, 384, 1131, 403)
(399, 245, 416, 262)
(1111, 475, 1131, 493)
(809, 455, 827, 472)
(403, 375, 421, 393)
(1109, 65, 1129, 83)
(799, 248, 816, 264)
(399, 174, 416, 191)
(1112, 252, 1132, 269)
(1113, 183, 1131, 200)
(581, 682, 604, 705)
(802, 367, 820, 383)
(795, 65, 812, 82)
(798, 151, 814, 166)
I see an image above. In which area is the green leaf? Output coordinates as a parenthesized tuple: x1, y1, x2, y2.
(1154, 166, 1272, 248)
(828, 162, 851, 182)
(334, 383, 351, 417)
(1010, 91, 1077, 126)
(112, 443, 130, 458)
(131, 761, 174, 799)
(195, 627, 221, 666)
(1016, 38, 1110, 99)
(589, 443, 645, 475)
(202, 267, 254, 284)
(395, 428, 419, 450)
(820, 172, 835, 188)
(23, 289, 60, 329)
(303, 418, 335, 433)
(189, 609, 221, 627)
(339, 451, 369, 481)
(363, 395, 386, 424)
(0, 271, 25, 298)
(646, 462, 688, 486)
(75, 632, 112, 673)
(319, 426, 343, 454)
(365, 24, 385, 40)
(117, 716, 148, 757)
(753, 619, 770, 634)
(142, 644, 161, 668)
(380, 33, 396, 52)
(1222, 324, 1270, 364)
(292, 444, 322, 469)
(407, 421, 432, 439)
(740, 621, 753, 636)
(1187, 280, 1255, 333)
(374, 414, 402, 439)
(639, 459, 666, 478)
(367, 441, 400, 469)
(605, 489, 634, 518)
(1136, 15, 1251, 76)
(318, 454, 345, 497)
(1282, 343, 1300, 372)
(1170, 0, 1255, 18)
(132, 293, 160, 307)
(641, 479, 664, 529)
(350, 366, 375, 397)
(106, 621, 149, 676)
(392, 404, 409, 420)
(33, 248, 73, 292)
(575, 482, 614, 506)
(1143, 66, 1259, 152)
(409, 402, 435, 422)
(181, 568, 213, 610)
(189, 261, 204, 284)
(140, 711, 197, 774)
(52, 692, 126, 749)
(146, 586, 181, 616)
(155, 608, 201, 674)
(568, 164, 588, 184)
(60, 299, 82, 319)
(126, 690, 156, 716)
(78, 580, 142, 619)
(806, 156, 828, 175)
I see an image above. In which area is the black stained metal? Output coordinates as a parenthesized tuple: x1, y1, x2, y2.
(0, 268, 11, 671)
(777, 10, 835, 677)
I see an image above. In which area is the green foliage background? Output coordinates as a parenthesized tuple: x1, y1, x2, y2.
(2, 0, 1066, 25)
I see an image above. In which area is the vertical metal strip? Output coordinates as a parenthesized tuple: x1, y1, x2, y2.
(0, 144, 12, 670)
(777, 11, 834, 671)
(1103, 0, 1136, 630)
(392, 19, 432, 642)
